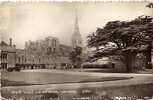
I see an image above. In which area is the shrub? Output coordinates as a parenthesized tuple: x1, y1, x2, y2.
(7, 68, 13, 72)
(14, 67, 21, 71)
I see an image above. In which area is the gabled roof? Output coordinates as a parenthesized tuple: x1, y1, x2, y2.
(0, 41, 8, 46)
(0, 41, 16, 52)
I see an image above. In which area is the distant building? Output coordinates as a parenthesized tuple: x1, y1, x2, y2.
(0, 38, 16, 70)
(71, 13, 88, 65)
(71, 14, 82, 48)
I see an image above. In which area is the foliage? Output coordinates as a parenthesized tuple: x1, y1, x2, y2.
(87, 15, 153, 71)
(146, 3, 153, 8)
(69, 46, 83, 67)
(88, 16, 153, 48)
(88, 16, 153, 55)
(7, 67, 21, 72)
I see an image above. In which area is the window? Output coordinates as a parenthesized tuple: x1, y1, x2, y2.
(1, 63, 7, 69)
(52, 39, 56, 47)
(22, 56, 24, 63)
(52, 39, 54, 47)
(1, 53, 7, 60)
(54, 39, 56, 47)
(39, 58, 41, 63)
(25, 58, 27, 63)
(53, 48, 56, 53)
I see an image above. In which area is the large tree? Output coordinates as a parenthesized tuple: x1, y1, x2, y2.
(87, 16, 153, 72)
(69, 46, 83, 68)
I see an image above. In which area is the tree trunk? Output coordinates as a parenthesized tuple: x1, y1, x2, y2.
(124, 52, 136, 73)
(145, 43, 152, 69)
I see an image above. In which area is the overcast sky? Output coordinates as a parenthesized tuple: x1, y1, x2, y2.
(0, 2, 152, 49)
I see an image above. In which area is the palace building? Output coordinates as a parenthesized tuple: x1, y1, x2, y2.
(15, 36, 73, 70)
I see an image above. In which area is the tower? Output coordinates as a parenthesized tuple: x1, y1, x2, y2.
(71, 12, 82, 48)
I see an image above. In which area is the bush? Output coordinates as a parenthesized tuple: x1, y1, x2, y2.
(14, 67, 21, 71)
(7, 68, 13, 72)
(82, 63, 113, 69)
(7, 67, 21, 72)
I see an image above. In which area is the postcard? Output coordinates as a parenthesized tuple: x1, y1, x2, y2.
(0, 1, 153, 100)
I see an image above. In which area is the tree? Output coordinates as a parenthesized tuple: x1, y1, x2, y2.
(69, 46, 83, 68)
(87, 16, 153, 72)
(146, 3, 153, 8)
(146, 3, 153, 18)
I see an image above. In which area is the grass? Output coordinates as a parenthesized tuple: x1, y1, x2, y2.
(1, 71, 153, 99)
(1, 71, 132, 86)
(76, 83, 153, 98)
(2, 83, 153, 100)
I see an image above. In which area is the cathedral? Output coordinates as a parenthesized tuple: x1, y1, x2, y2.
(71, 13, 87, 62)
(71, 13, 83, 48)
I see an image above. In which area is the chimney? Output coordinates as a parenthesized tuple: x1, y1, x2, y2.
(9, 38, 12, 46)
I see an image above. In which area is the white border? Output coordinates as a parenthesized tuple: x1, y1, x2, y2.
(0, 0, 153, 2)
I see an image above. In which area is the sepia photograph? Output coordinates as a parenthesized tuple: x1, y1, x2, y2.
(0, 1, 153, 100)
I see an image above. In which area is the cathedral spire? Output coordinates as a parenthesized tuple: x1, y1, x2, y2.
(74, 10, 79, 34)
(71, 10, 82, 48)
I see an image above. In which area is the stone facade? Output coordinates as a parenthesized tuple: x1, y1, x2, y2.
(16, 36, 73, 69)
(0, 39, 16, 70)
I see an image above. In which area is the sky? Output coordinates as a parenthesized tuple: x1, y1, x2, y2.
(0, 2, 152, 49)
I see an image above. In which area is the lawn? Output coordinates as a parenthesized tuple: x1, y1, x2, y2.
(2, 71, 153, 99)
(2, 83, 153, 99)
(1, 71, 132, 86)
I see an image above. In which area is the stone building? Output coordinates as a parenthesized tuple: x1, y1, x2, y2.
(0, 38, 16, 70)
(16, 36, 73, 69)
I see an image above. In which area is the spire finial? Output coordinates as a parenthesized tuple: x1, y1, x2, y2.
(74, 7, 78, 29)
(74, 7, 79, 33)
